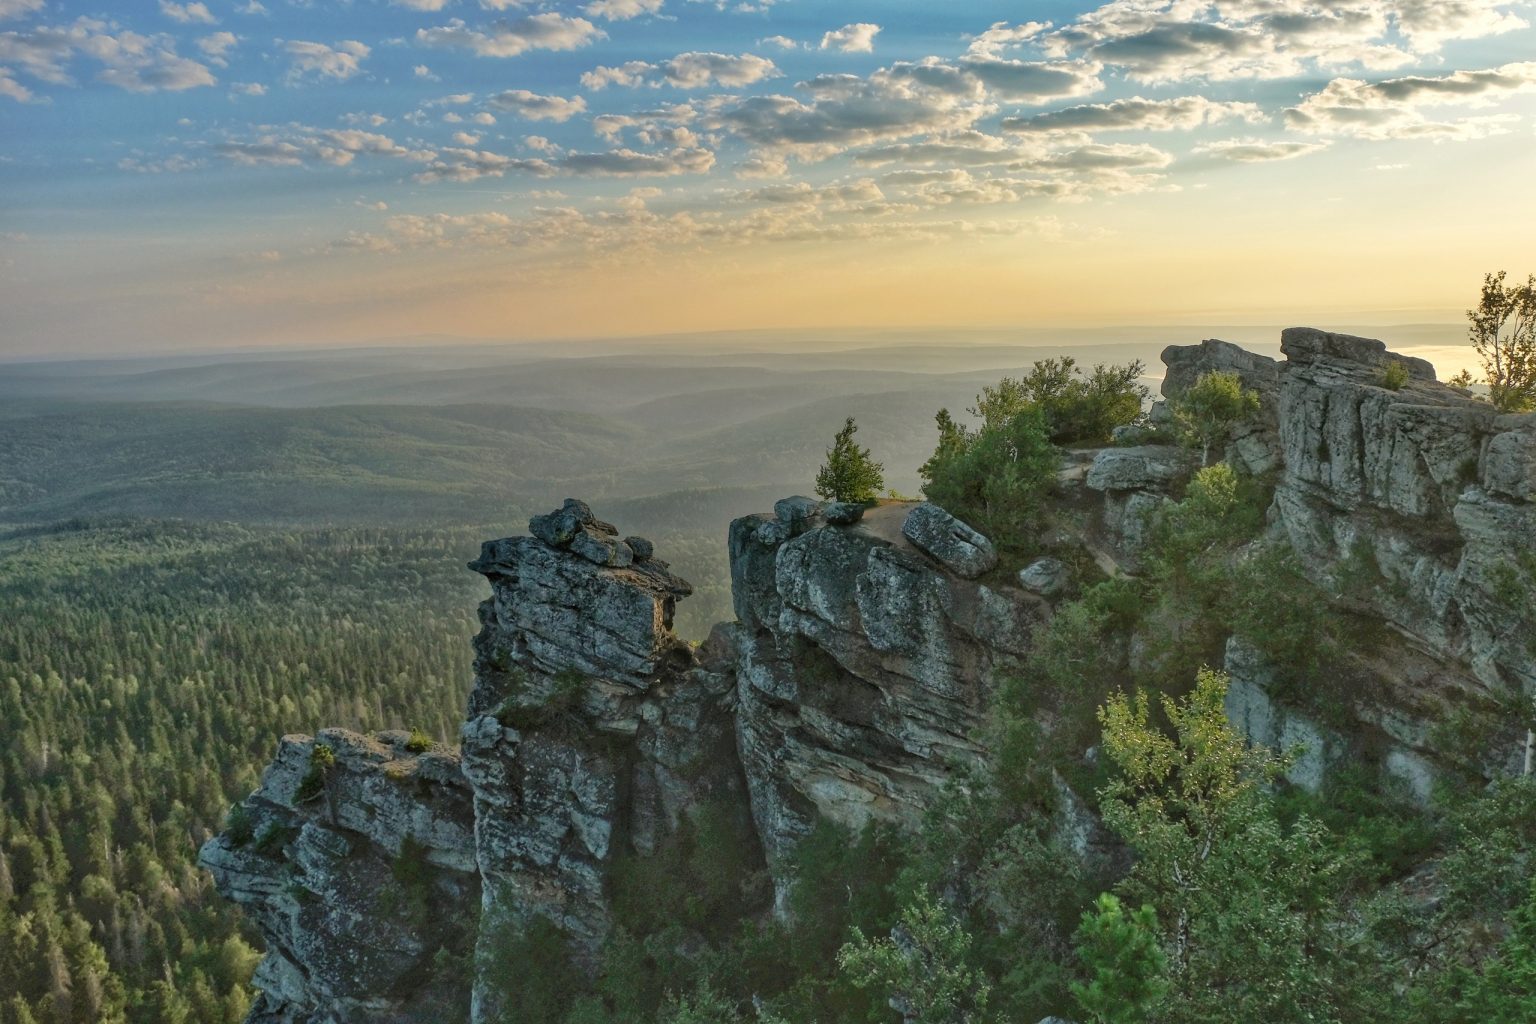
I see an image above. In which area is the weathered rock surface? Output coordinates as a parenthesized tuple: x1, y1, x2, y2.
(900, 501, 999, 578)
(729, 502, 1045, 892)
(199, 729, 480, 1024)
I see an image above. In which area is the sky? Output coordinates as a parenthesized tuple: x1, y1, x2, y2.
(2, 0, 1536, 357)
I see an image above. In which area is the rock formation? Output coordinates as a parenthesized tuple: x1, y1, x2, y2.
(205, 328, 1535, 1023)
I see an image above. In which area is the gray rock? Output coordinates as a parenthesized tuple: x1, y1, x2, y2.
(774, 495, 824, 532)
(625, 535, 654, 561)
(1162, 338, 1280, 400)
(900, 502, 998, 578)
(823, 501, 867, 525)
(1280, 326, 1436, 380)
(1018, 557, 1068, 597)
(1085, 445, 1198, 492)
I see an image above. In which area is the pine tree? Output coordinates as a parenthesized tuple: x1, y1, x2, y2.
(814, 417, 885, 504)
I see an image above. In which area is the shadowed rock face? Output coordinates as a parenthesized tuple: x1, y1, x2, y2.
(198, 729, 480, 1024)
(728, 500, 1046, 894)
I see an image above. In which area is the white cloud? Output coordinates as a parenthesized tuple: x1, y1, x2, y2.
(584, 0, 664, 20)
(581, 59, 654, 89)
(284, 39, 370, 82)
(160, 1, 216, 25)
(197, 31, 237, 65)
(760, 35, 797, 50)
(820, 23, 880, 54)
(215, 126, 436, 167)
(0, 0, 44, 21)
(486, 88, 588, 121)
(665, 51, 778, 87)
(1194, 137, 1332, 161)
(965, 20, 1050, 58)
(392, 0, 453, 10)
(1286, 60, 1536, 140)
(229, 80, 265, 95)
(1003, 95, 1265, 134)
(0, 17, 218, 93)
(416, 14, 604, 58)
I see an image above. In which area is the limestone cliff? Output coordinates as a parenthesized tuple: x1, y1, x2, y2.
(204, 330, 1535, 1023)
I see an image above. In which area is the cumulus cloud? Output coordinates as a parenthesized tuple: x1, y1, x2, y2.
(1285, 60, 1536, 139)
(284, 39, 369, 82)
(1003, 95, 1265, 134)
(197, 31, 237, 64)
(415, 142, 715, 181)
(215, 126, 436, 167)
(486, 88, 588, 121)
(584, 0, 665, 20)
(0, 0, 44, 20)
(392, 0, 453, 10)
(820, 23, 880, 54)
(0, 17, 217, 93)
(583, 51, 778, 89)
(760, 35, 797, 50)
(664, 51, 778, 87)
(230, 80, 265, 95)
(965, 20, 1050, 58)
(1194, 137, 1332, 161)
(1040, 0, 1530, 84)
(160, 1, 216, 25)
(416, 14, 604, 58)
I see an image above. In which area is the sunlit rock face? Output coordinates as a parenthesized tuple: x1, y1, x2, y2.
(198, 729, 480, 1024)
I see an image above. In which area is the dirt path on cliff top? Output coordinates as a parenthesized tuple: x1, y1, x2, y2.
(852, 500, 920, 552)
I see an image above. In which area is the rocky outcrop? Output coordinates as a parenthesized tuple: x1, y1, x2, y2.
(199, 729, 480, 1024)
(729, 499, 1045, 889)
(207, 328, 1536, 1020)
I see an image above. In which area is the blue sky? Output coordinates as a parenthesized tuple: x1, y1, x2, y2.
(3, 0, 1536, 355)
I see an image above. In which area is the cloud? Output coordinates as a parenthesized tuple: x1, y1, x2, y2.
(197, 31, 237, 64)
(584, 0, 665, 20)
(760, 35, 797, 50)
(1039, 1, 1530, 85)
(229, 80, 265, 95)
(956, 56, 1103, 102)
(664, 51, 778, 87)
(820, 23, 880, 53)
(1285, 60, 1536, 139)
(392, 0, 453, 9)
(0, 0, 44, 21)
(1193, 137, 1332, 161)
(581, 59, 653, 89)
(583, 51, 779, 89)
(0, 17, 218, 93)
(1003, 95, 1264, 134)
(415, 142, 715, 181)
(284, 39, 369, 82)
(486, 88, 588, 121)
(160, 1, 216, 25)
(965, 20, 1050, 58)
(215, 126, 436, 166)
(416, 14, 603, 58)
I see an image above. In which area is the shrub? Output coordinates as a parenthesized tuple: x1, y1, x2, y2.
(225, 804, 255, 847)
(405, 728, 433, 753)
(814, 416, 885, 504)
(1467, 270, 1536, 412)
(921, 404, 1059, 555)
(296, 742, 336, 803)
(1169, 370, 1261, 465)
(1379, 361, 1411, 391)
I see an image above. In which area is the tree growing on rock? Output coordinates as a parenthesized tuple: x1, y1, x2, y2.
(1465, 271, 1536, 412)
(1170, 370, 1261, 466)
(815, 417, 885, 504)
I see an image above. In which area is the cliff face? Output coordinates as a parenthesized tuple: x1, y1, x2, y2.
(203, 331, 1536, 1023)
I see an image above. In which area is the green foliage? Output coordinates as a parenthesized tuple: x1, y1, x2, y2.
(296, 742, 336, 803)
(225, 804, 255, 847)
(1071, 893, 1168, 1024)
(1467, 270, 1536, 412)
(920, 404, 1059, 556)
(1097, 668, 1359, 1023)
(0, 520, 474, 1024)
(964, 358, 1148, 447)
(479, 914, 586, 1024)
(815, 417, 886, 504)
(390, 834, 434, 926)
(838, 890, 991, 1024)
(1169, 370, 1261, 465)
(405, 728, 434, 753)
(1379, 360, 1412, 391)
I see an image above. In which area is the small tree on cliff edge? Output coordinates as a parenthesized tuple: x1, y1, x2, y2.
(816, 416, 885, 504)
(1462, 271, 1536, 412)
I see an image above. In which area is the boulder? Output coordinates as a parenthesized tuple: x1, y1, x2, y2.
(1280, 327, 1436, 380)
(1018, 557, 1068, 597)
(1162, 338, 1280, 400)
(823, 501, 867, 525)
(625, 535, 655, 561)
(774, 495, 824, 534)
(900, 502, 998, 578)
(1085, 445, 1198, 493)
